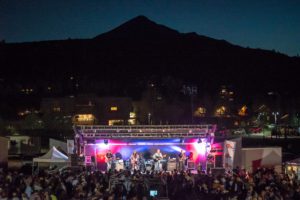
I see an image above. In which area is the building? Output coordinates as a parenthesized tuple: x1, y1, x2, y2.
(40, 95, 135, 125)
(0, 136, 8, 169)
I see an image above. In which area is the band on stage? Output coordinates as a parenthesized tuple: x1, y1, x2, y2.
(104, 148, 192, 172)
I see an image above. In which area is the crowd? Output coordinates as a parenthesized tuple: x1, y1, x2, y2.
(0, 166, 300, 200)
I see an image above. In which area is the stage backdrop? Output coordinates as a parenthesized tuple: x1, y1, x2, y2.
(84, 138, 220, 170)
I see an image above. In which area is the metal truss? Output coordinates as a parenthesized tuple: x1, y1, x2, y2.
(75, 124, 216, 139)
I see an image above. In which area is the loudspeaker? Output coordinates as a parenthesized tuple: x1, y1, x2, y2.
(167, 162, 176, 171)
(215, 155, 223, 168)
(187, 161, 195, 169)
(70, 154, 78, 166)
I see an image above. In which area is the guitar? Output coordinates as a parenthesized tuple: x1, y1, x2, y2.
(178, 153, 187, 162)
(153, 154, 167, 162)
(130, 154, 139, 165)
(105, 153, 114, 163)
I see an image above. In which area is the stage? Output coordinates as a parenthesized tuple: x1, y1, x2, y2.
(73, 125, 223, 172)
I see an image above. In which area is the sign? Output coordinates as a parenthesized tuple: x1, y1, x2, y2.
(85, 155, 92, 165)
(67, 140, 74, 154)
(223, 140, 236, 170)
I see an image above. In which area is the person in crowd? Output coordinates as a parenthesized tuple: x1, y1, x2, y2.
(1, 165, 300, 200)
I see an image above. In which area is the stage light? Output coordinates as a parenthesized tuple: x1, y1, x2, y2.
(104, 139, 108, 145)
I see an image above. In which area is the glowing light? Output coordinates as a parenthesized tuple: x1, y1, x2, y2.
(128, 119, 136, 125)
(215, 106, 226, 116)
(170, 146, 183, 152)
(108, 119, 124, 126)
(73, 114, 95, 122)
(194, 107, 206, 117)
(193, 142, 207, 155)
(110, 106, 118, 111)
(129, 112, 136, 118)
(238, 105, 247, 116)
(96, 142, 110, 150)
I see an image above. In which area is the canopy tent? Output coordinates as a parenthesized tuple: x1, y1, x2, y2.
(32, 146, 69, 174)
(285, 157, 300, 180)
(33, 146, 69, 163)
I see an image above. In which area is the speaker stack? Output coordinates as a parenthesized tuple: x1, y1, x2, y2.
(187, 160, 195, 169)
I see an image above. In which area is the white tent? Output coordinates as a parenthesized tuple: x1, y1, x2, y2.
(32, 146, 69, 174)
(33, 146, 69, 163)
(240, 147, 282, 173)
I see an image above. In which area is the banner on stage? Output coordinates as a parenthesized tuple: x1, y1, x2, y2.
(67, 140, 75, 154)
(223, 140, 236, 170)
(85, 155, 92, 164)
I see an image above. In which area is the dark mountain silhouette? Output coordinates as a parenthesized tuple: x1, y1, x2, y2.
(0, 15, 299, 100)
(94, 15, 180, 40)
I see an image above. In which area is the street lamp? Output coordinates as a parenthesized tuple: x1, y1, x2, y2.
(268, 91, 281, 116)
(272, 112, 279, 124)
(148, 113, 151, 125)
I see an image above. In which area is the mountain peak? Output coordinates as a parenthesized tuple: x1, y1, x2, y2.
(129, 15, 153, 23)
(94, 15, 180, 40)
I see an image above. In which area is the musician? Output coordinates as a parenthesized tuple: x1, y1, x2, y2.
(178, 150, 186, 171)
(153, 149, 164, 171)
(115, 152, 123, 160)
(105, 149, 113, 171)
(115, 152, 124, 171)
(130, 150, 140, 171)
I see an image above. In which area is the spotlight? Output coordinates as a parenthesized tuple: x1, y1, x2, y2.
(104, 139, 108, 145)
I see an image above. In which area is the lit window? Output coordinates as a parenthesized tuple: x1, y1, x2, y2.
(108, 119, 124, 126)
(194, 107, 206, 117)
(238, 105, 247, 116)
(110, 106, 118, 111)
(53, 107, 61, 112)
(221, 89, 227, 94)
(215, 106, 226, 117)
(128, 119, 136, 125)
(73, 114, 95, 125)
(129, 112, 136, 119)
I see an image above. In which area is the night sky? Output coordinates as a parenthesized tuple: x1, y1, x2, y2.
(1, 0, 299, 56)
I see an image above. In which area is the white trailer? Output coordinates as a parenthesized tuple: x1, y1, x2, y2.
(240, 147, 282, 173)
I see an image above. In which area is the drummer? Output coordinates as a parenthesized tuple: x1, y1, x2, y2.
(115, 152, 124, 171)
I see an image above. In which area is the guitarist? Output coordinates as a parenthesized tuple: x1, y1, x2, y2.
(178, 150, 186, 171)
(153, 149, 165, 171)
(130, 150, 140, 171)
(105, 149, 114, 171)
